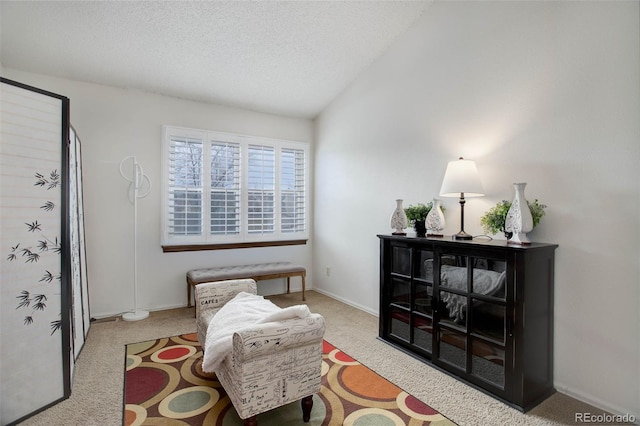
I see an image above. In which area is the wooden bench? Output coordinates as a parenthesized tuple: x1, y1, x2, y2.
(186, 262, 306, 308)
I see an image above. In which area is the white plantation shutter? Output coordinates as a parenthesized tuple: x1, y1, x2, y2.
(281, 148, 306, 233)
(162, 126, 308, 246)
(210, 141, 240, 235)
(247, 145, 275, 234)
(167, 136, 203, 237)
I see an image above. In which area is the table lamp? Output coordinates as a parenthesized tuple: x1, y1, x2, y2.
(439, 157, 484, 240)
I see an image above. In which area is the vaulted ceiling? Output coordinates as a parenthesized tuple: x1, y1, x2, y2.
(1, 1, 430, 118)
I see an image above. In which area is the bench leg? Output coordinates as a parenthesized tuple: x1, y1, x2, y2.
(302, 273, 306, 301)
(286, 277, 291, 294)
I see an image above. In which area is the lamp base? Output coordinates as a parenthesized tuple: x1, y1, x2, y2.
(452, 230, 473, 240)
(122, 310, 149, 322)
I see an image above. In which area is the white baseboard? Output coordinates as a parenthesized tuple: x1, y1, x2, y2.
(313, 287, 379, 317)
(91, 303, 187, 320)
(554, 381, 639, 420)
(91, 281, 301, 320)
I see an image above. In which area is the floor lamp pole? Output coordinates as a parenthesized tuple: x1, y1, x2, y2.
(120, 156, 150, 321)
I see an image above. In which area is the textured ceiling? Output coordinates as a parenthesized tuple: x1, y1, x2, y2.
(0, 1, 430, 118)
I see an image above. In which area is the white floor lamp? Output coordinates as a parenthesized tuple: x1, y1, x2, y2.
(119, 156, 151, 321)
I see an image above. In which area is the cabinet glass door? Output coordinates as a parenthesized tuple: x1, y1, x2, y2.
(435, 253, 508, 391)
(435, 254, 467, 373)
(412, 248, 434, 355)
(388, 245, 411, 343)
(386, 243, 435, 356)
(470, 257, 506, 389)
(391, 245, 411, 276)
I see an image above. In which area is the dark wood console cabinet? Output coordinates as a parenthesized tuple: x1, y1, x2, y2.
(378, 234, 557, 411)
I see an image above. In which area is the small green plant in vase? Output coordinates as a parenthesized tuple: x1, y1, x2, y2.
(481, 199, 547, 238)
(405, 202, 446, 237)
(404, 203, 432, 224)
(404, 203, 432, 237)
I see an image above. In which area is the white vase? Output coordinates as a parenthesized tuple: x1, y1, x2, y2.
(390, 199, 408, 235)
(426, 198, 445, 236)
(505, 182, 533, 244)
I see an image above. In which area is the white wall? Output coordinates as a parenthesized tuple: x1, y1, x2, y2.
(1, 68, 314, 318)
(314, 0, 639, 419)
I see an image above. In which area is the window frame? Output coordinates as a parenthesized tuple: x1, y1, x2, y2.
(161, 125, 309, 250)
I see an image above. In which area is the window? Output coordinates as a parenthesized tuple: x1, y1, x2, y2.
(162, 126, 309, 248)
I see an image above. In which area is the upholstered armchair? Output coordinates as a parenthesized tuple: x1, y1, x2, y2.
(194, 279, 326, 426)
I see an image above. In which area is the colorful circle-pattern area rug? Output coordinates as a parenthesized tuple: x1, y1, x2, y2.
(124, 334, 456, 425)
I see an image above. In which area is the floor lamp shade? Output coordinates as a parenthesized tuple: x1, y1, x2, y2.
(439, 157, 484, 240)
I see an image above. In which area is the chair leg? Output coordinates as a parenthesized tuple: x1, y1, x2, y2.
(301, 395, 313, 422)
(241, 396, 313, 425)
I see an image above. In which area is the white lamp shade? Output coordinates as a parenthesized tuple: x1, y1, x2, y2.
(439, 158, 485, 197)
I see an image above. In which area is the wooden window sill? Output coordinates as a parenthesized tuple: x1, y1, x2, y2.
(162, 239, 307, 253)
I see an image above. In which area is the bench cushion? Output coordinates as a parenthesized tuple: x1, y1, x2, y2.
(187, 262, 305, 284)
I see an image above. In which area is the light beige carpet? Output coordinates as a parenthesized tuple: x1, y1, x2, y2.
(19, 290, 601, 425)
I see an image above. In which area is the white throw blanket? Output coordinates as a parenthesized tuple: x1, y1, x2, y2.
(201, 291, 310, 373)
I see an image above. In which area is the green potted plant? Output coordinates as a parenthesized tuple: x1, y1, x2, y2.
(480, 199, 547, 238)
(404, 203, 432, 237)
